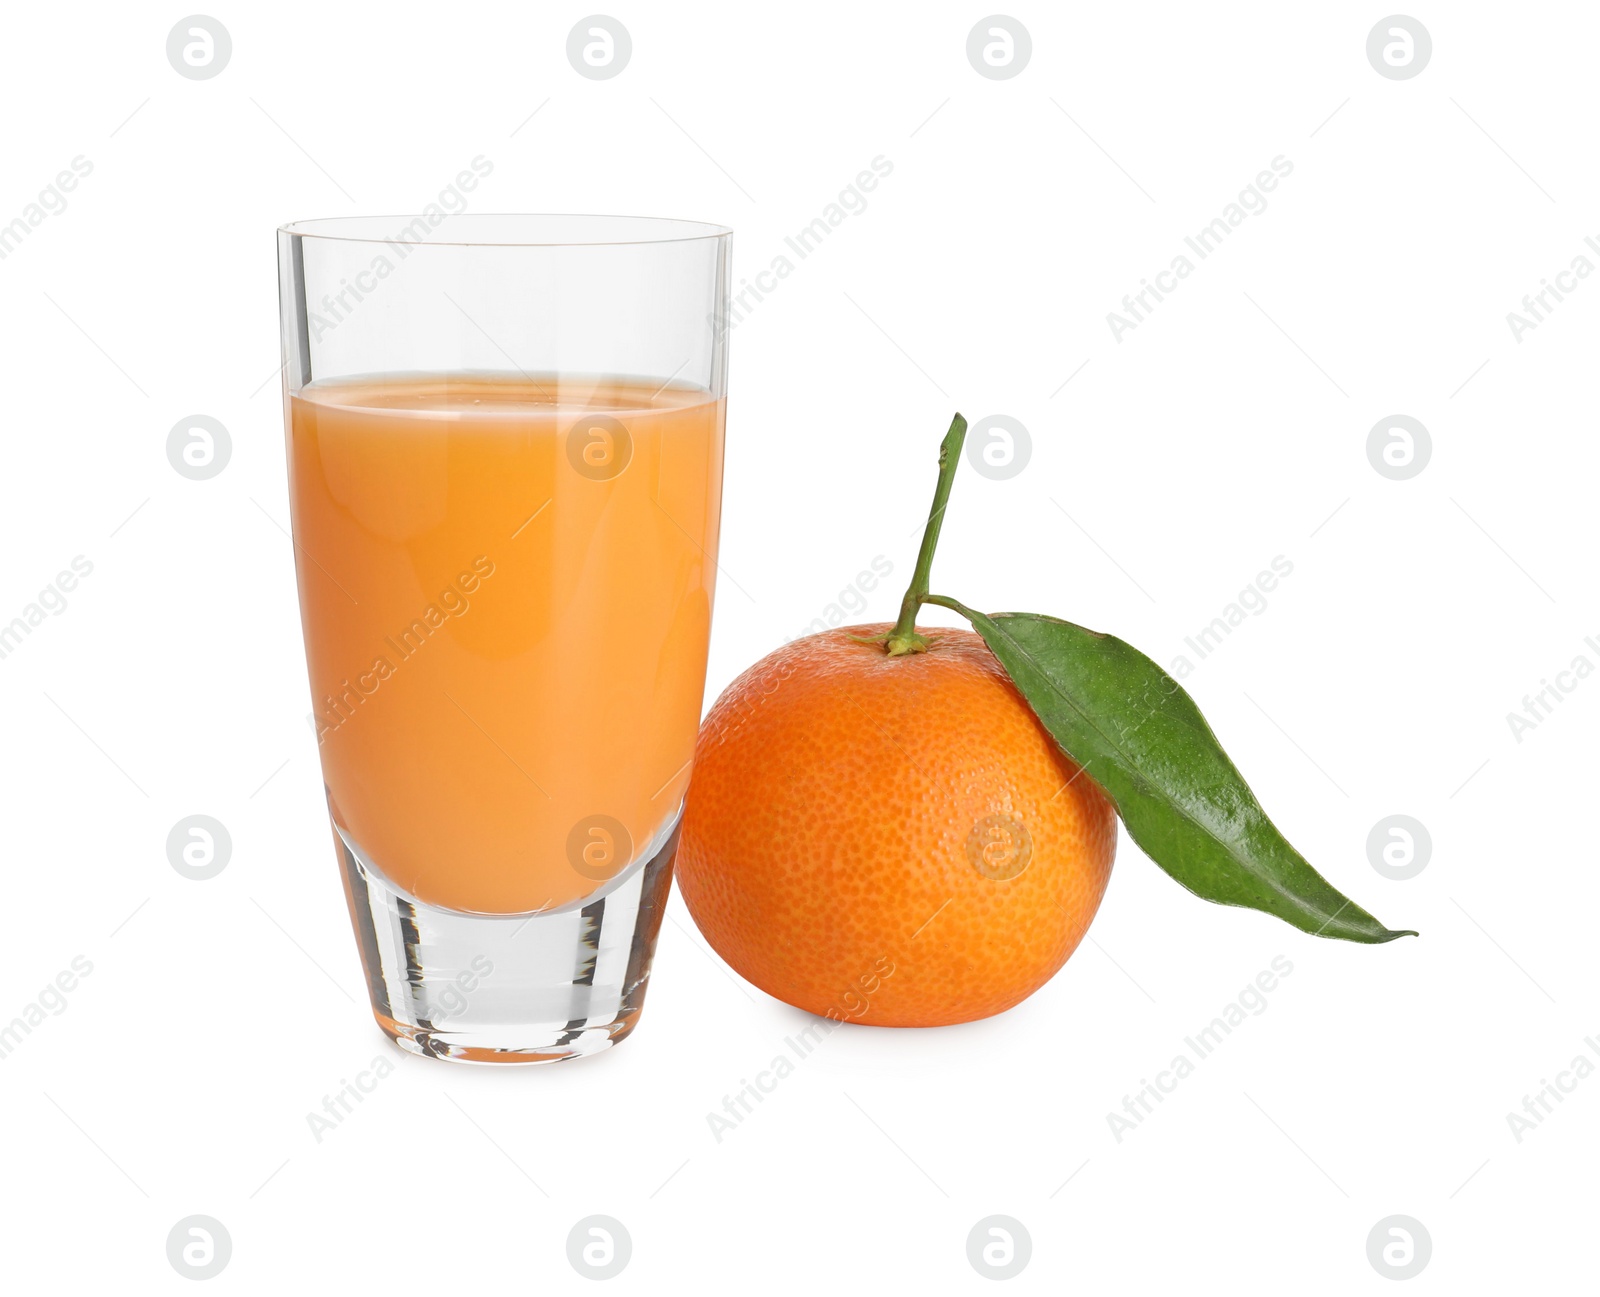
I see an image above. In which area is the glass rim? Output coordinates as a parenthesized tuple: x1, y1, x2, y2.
(279, 212, 732, 248)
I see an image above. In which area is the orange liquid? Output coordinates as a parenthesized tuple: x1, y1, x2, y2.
(288, 374, 725, 914)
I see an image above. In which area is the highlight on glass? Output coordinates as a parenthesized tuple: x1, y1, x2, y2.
(277, 214, 731, 1063)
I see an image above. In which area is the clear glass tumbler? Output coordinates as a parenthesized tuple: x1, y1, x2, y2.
(276, 214, 731, 1063)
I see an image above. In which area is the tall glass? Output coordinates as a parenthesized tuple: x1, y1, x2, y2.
(276, 214, 731, 1064)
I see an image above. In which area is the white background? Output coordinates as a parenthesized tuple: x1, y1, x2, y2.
(1, 1, 1593, 1290)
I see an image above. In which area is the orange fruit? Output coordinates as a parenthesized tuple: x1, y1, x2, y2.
(676, 623, 1117, 1027)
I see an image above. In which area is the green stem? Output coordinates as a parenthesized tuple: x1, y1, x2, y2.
(884, 414, 967, 656)
(921, 593, 980, 620)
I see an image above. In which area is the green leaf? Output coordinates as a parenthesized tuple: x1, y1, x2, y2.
(943, 603, 1415, 944)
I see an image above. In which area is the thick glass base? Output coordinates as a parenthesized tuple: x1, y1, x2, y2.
(334, 815, 679, 1065)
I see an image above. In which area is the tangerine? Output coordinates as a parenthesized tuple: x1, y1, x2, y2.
(676, 623, 1117, 1027)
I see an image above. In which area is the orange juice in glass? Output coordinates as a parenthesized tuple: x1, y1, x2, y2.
(277, 216, 731, 1063)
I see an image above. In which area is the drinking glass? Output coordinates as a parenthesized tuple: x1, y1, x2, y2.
(276, 214, 731, 1063)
